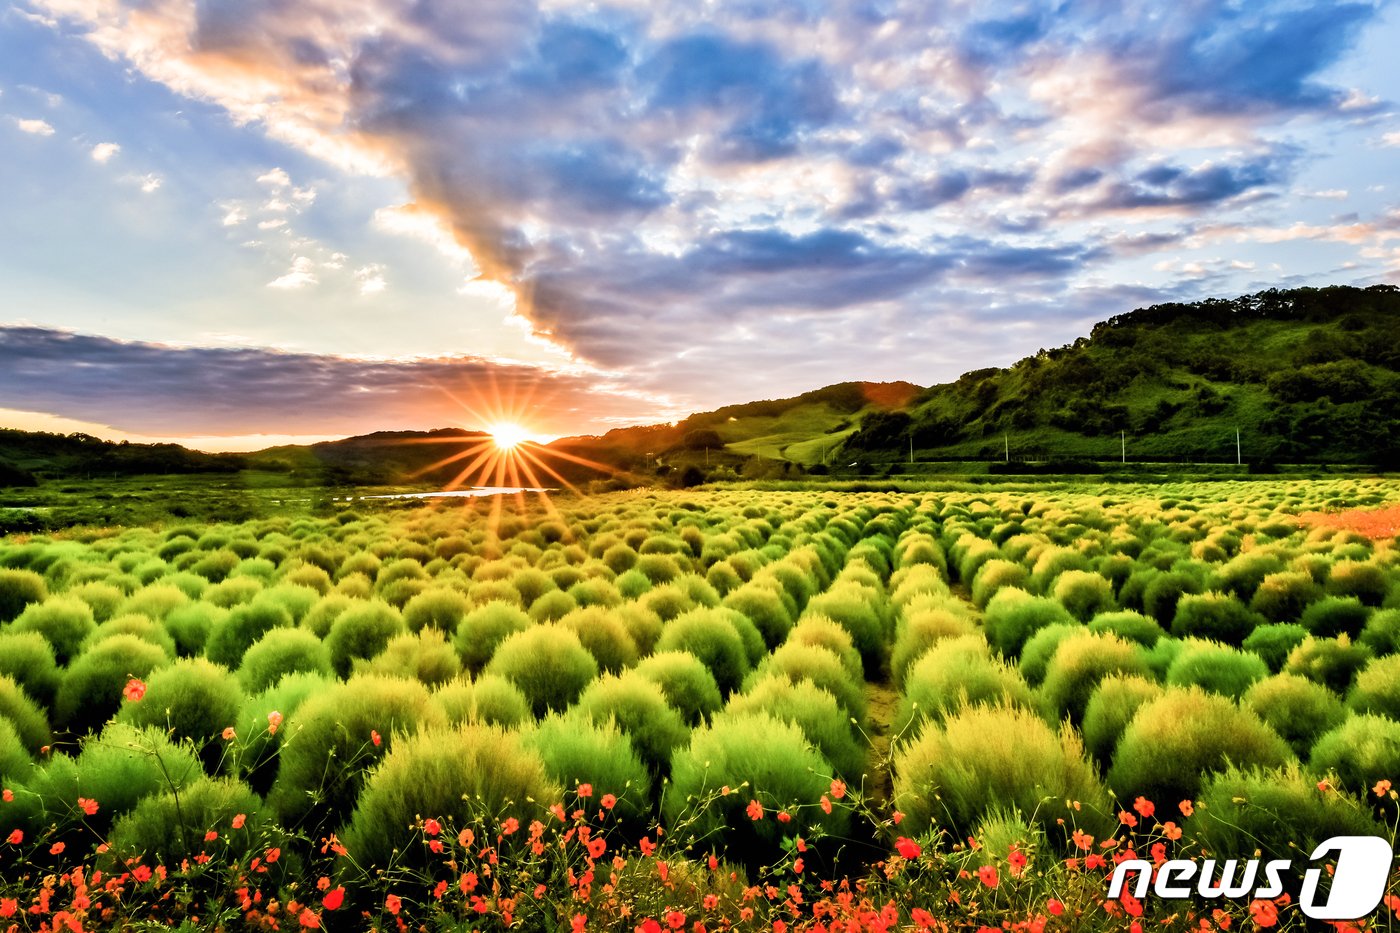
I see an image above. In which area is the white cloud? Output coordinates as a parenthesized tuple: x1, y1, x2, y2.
(268, 255, 318, 289)
(1383, 132, 1400, 148)
(139, 173, 162, 193)
(90, 141, 120, 162)
(355, 264, 387, 295)
(257, 218, 287, 230)
(221, 203, 247, 226)
(15, 117, 55, 136)
(257, 167, 291, 187)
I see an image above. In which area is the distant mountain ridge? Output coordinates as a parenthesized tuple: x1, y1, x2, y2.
(1, 284, 1397, 486)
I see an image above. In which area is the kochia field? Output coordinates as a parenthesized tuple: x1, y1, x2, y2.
(1, 479, 1398, 931)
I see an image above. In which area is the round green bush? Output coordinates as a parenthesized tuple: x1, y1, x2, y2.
(529, 589, 578, 623)
(1309, 714, 1400, 798)
(67, 581, 125, 623)
(119, 584, 190, 622)
(1242, 623, 1309, 673)
(0, 631, 61, 710)
(559, 606, 640, 675)
(1170, 593, 1261, 646)
(84, 613, 178, 657)
(1081, 675, 1163, 767)
(749, 641, 867, 728)
(1107, 688, 1294, 805)
(357, 629, 462, 686)
(1284, 634, 1372, 693)
(115, 658, 241, 772)
(232, 671, 331, 795)
(665, 711, 850, 856)
(108, 776, 267, 865)
(574, 672, 689, 774)
(802, 587, 888, 674)
(237, 628, 332, 693)
(485, 625, 598, 716)
(633, 651, 724, 726)
(730, 677, 867, 781)
(1301, 596, 1371, 639)
(789, 615, 865, 684)
(1040, 632, 1149, 724)
(1142, 570, 1206, 626)
(982, 590, 1075, 658)
(970, 559, 1030, 610)
(895, 636, 1032, 739)
(1250, 571, 1322, 624)
(1165, 641, 1269, 700)
(341, 725, 557, 877)
(617, 604, 663, 656)
(893, 704, 1110, 840)
(453, 601, 530, 675)
(0, 675, 50, 754)
(1347, 654, 1400, 719)
(0, 569, 47, 623)
(0, 718, 31, 781)
(324, 601, 405, 678)
(654, 608, 752, 696)
(1360, 608, 1400, 656)
(163, 602, 225, 657)
(1018, 623, 1085, 687)
(10, 596, 95, 665)
(1244, 673, 1346, 758)
(205, 600, 293, 669)
(1194, 764, 1386, 866)
(269, 675, 446, 836)
(468, 674, 533, 728)
(889, 609, 974, 689)
(302, 594, 356, 638)
(401, 588, 471, 635)
(1327, 560, 1390, 606)
(1213, 552, 1286, 602)
(1087, 610, 1165, 648)
(55, 634, 170, 734)
(1053, 570, 1116, 623)
(722, 587, 794, 649)
(526, 715, 651, 825)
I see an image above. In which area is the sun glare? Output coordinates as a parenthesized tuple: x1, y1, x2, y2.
(490, 422, 531, 450)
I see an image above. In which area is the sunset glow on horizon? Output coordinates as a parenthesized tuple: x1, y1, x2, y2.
(1, 1, 1398, 444)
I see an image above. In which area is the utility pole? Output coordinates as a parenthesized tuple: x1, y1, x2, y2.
(704, 447, 709, 466)
(1121, 430, 1125, 464)
(909, 435, 914, 465)
(1004, 434, 1009, 463)
(1236, 430, 1241, 466)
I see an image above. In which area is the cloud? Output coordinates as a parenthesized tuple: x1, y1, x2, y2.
(0, 325, 663, 437)
(139, 173, 162, 193)
(354, 263, 386, 295)
(90, 141, 120, 162)
(267, 255, 317, 289)
(15, 117, 55, 136)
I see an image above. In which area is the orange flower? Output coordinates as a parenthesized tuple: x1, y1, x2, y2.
(222, 727, 236, 741)
(232, 813, 246, 829)
(588, 837, 606, 860)
(1008, 846, 1028, 876)
(776, 811, 791, 823)
(1249, 899, 1279, 928)
(1162, 821, 1182, 841)
(371, 730, 382, 747)
(819, 794, 832, 814)
(1375, 780, 1392, 798)
(1047, 898, 1064, 916)
(578, 783, 593, 798)
(2, 789, 11, 803)
(891, 810, 904, 825)
(1179, 799, 1194, 817)
(1133, 797, 1154, 819)
(793, 858, 804, 874)
(830, 779, 846, 800)
(423, 818, 442, 837)
(299, 907, 320, 929)
(78, 797, 99, 816)
(384, 893, 401, 915)
(637, 921, 662, 933)
(50, 841, 65, 855)
(895, 837, 921, 860)
(978, 865, 999, 888)
(666, 911, 686, 929)
(123, 678, 146, 702)
(746, 800, 764, 821)
(267, 710, 283, 734)
(601, 793, 616, 810)
(5, 829, 21, 845)
(502, 817, 519, 835)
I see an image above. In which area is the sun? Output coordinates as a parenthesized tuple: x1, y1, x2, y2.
(489, 422, 531, 451)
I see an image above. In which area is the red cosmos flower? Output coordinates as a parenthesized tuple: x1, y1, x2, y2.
(1162, 821, 1182, 841)
(1375, 779, 1393, 798)
(793, 858, 804, 874)
(572, 915, 587, 932)
(578, 783, 593, 798)
(978, 865, 999, 888)
(423, 818, 442, 837)
(384, 893, 401, 915)
(891, 810, 904, 825)
(588, 837, 606, 860)
(370, 730, 381, 747)
(123, 678, 146, 702)
(640, 837, 657, 856)
(267, 710, 283, 734)
(502, 817, 520, 835)
(830, 779, 846, 800)
(49, 841, 65, 855)
(265, 847, 281, 864)
(458, 827, 475, 847)
(1118, 810, 1138, 828)
(1249, 900, 1279, 928)
(895, 837, 922, 860)
(776, 811, 791, 823)
(0, 900, 15, 919)
(298, 907, 320, 929)
(601, 793, 616, 810)
(819, 794, 832, 814)
(1133, 797, 1154, 819)
(1179, 799, 1194, 817)
(78, 797, 98, 816)
(666, 911, 686, 929)
(746, 800, 764, 821)
(2, 789, 11, 802)
(1009, 846, 1028, 876)
(636, 921, 663, 933)
(133, 865, 152, 883)
(222, 727, 236, 741)
(232, 813, 246, 829)
(1047, 898, 1064, 916)
(5, 829, 21, 845)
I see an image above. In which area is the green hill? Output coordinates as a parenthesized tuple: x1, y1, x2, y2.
(834, 284, 1400, 468)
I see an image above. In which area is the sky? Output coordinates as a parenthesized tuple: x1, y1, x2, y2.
(1, 0, 1398, 450)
